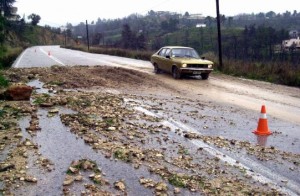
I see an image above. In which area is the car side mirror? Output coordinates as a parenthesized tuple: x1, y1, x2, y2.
(166, 55, 171, 59)
(201, 56, 205, 60)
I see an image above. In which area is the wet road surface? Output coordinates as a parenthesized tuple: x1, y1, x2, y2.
(7, 45, 300, 195)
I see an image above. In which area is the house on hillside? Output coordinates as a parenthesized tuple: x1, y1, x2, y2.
(186, 14, 205, 20)
(289, 30, 299, 38)
(282, 37, 300, 51)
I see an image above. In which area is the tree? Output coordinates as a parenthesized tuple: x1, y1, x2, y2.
(227, 17, 233, 27)
(136, 33, 146, 50)
(92, 32, 103, 45)
(266, 11, 276, 18)
(204, 16, 214, 27)
(0, 15, 5, 44)
(161, 18, 178, 32)
(0, 0, 16, 17)
(121, 24, 133, 49)
(220, 15, 226, 25)
(28, 13, 41, 26)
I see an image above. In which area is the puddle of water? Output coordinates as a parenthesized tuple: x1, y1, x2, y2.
(0, 117, 31, 162)
(0, 144, 15, 162)
(19, 116, 31, 141)
(27, 80, 51, 95)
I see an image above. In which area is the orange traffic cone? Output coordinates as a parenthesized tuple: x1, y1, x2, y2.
(253, 105, 272, 135)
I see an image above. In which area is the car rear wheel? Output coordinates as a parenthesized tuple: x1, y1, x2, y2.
(153, 63, 161, 74)
(172, 67, 181, 79)
(201, 73, 209, 80)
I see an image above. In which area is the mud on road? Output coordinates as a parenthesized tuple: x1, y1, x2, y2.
(1, 66, 299, 195)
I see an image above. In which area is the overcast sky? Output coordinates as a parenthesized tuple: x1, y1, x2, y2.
(15, 0, 298, 27)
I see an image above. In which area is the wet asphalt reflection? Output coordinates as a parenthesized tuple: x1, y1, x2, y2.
(15, 108, 157, 195)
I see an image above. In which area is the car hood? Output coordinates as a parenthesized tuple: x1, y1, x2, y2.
(172, 57, 213, 64)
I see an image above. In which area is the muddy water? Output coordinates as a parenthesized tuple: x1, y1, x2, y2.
(15, 107, 158, 195)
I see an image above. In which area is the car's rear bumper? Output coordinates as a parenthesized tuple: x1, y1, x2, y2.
(180, 68, 213, 74)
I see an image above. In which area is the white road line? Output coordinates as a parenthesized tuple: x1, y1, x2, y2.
(39, 47, 65, 66)
(134, 106, 299, 196)
(12, 48, 28, 68)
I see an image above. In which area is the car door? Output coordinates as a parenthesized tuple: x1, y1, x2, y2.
(154, 48, 167, 71)
(163, 48, 173, 73)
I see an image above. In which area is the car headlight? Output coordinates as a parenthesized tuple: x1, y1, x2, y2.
(182, 63, 187, 68)
(208, 64, 213, 68)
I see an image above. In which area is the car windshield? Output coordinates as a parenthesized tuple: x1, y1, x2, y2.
(171, 48, 200, 58)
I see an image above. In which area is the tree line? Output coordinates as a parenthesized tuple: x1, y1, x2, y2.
(66, 10, 299, 64)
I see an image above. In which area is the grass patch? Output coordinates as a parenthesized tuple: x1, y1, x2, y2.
(0, 46, 23, 69)
(48, 80, 65, 86)
(0, 109, 5, 117)
(32, 93, 51, 105)
(113, 148, 130, 162)
(168, 174, 188, 188)
(67, 159, 101, 174)
(214, 59, 300, 87)
(0, 74, 9, 87)
(104, 118, 115, 126)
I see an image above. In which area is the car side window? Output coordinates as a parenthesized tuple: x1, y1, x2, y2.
(165, 49, 171, 57)
(171, 49, 183, 57)
(158, 48, 166, 56)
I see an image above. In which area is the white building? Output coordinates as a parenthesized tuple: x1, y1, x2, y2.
(282, 37, 300, 51)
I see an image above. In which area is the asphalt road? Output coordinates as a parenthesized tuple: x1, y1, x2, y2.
(11, 45, 300, 195)
(13, 45, 300, 124)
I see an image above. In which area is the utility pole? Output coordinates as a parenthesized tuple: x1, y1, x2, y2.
(86, 20, 90, 52)
(64, 30, 67, 47)
(216, 0, 223, 70)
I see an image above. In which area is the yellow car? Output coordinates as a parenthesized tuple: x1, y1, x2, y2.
(150, 46, 213, 79)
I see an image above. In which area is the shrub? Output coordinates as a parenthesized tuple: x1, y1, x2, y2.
(0, 73, 9, 87)
(0, 47, 23, 69)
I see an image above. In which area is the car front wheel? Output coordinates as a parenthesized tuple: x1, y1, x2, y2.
(201, 73, 209, 80)
(153, 63, 161, 74)
(172, 67, 181, 79)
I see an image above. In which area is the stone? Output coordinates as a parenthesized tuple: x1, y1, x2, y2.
(5, 84, 33, 101)
(25, 176, 37, 183)
(63, 175, 74, 186)
(75, 175, 83, 181)
(174, 188, 181, 194)
(155, 182, 168, 191)
(114, 181, 126, 191)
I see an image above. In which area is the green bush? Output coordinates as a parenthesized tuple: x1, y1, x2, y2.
(0, 47, 23, 69)
(0, 74, 9, 87)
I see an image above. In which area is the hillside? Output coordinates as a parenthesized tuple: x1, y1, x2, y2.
(0, 21, 74, 69)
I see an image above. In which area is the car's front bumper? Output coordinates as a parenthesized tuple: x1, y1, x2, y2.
(180, 68, 213, 74)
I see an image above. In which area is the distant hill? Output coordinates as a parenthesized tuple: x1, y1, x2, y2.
(0, 20, 75, 68)
(5, 23, 73, 48)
